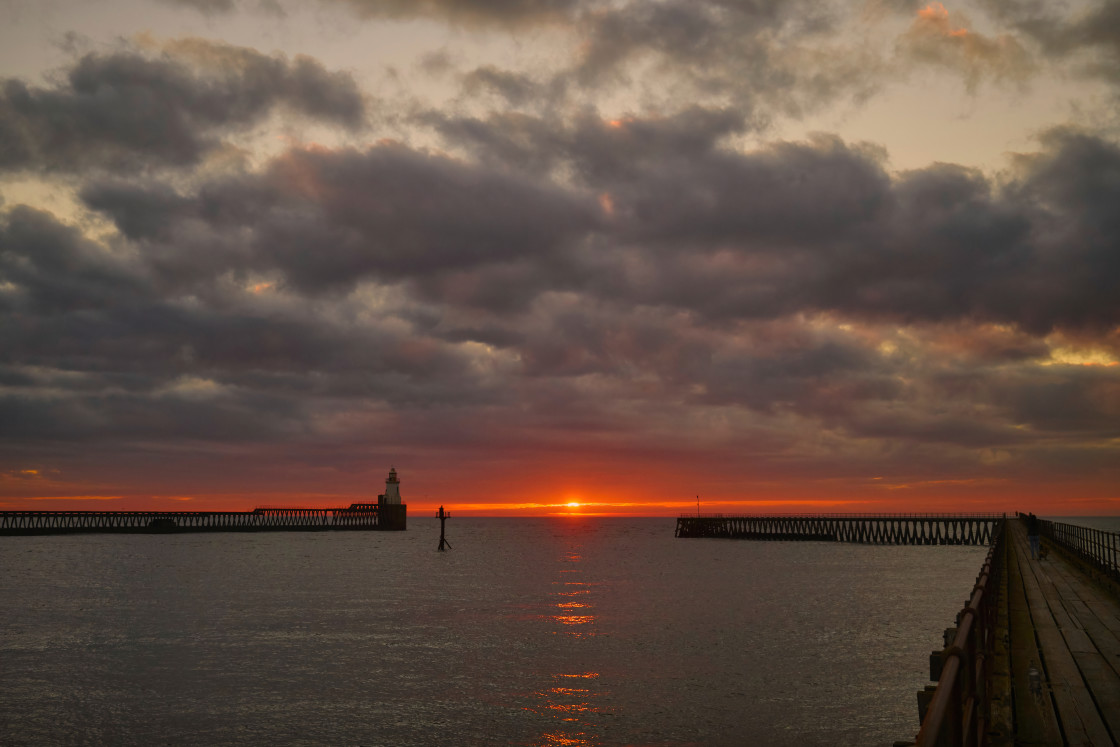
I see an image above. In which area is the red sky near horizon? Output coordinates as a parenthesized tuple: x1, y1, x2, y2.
(4, 460, 1118, 517)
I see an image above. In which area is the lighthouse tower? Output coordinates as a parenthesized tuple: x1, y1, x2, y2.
(382, 467, 402, 505)
(377, 467, 407, 530)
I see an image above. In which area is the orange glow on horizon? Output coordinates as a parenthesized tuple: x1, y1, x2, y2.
(4, 471, 1118, 517)
(0, 494, 1094, 515)
(5, 493, 1115, 516)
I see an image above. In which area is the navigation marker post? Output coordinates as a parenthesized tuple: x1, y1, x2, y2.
(437, 505, 451, 551)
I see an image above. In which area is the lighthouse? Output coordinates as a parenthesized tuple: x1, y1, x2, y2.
(382, 467, 402, 505)
(376, 467, 407, 530)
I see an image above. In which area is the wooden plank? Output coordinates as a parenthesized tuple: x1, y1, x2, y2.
(1049, 575, 1120, 682)
(1013, 522, 1117, 745)
(1038, 546, 1120, 738)
(1033, 559, 1085, 632)
(1047, 560, 1120, 638)
(1043, 543, 1120, 628)
(1006, 531, 1064, 745)
(1071, 654, 1120, 741)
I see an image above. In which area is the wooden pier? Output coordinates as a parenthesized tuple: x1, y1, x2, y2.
(0, 503, 407, 535)
(675, 512, 1120, 744)
(913, 518, 1120, 746)
(675, 513, 1004, 545)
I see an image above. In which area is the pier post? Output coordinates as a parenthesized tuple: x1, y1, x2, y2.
(437, 505, 451, 551)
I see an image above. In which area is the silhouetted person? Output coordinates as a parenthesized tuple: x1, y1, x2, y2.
(1026, 513, 1040, 560)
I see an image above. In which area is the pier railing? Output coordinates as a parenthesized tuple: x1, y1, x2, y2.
(678, 513, 1008, 519)
(914, 519, 1006, 746)
(676, 514, 1006, 545)
(0, 502, 407, 534)
(1038, 519, 1120, 585)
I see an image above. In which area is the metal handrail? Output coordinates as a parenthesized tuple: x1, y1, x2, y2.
(1039, 519, 1120, 584)
(678, 513, 1008, 519)
(914, 519, 1006, 746)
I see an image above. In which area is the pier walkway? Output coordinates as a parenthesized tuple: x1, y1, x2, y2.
(674, 513, 1120, 744)
(996, 519, 1120, 746)
(910, 518, 1120, 746)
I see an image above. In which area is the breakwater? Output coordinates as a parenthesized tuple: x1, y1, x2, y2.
(0, 502, 406, 535)
(675, 513, 1006, 545)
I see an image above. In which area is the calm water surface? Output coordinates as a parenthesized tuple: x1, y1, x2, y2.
(1, 518, 992, 745)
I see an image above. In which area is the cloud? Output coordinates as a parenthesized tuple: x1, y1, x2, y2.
(425, 105, 755, 180)
(0, 39, 366, 174)
(71, 117, 1120, 337)
(460, 66, 547, 107)
(0, 205, 152, 314)
(4, 109, 1119, 502)
(144, 0, 882, 125)
(977, 0, 1120, 84)
(898, 2, 1034, 90)
(323, 0, 586, 26)
(155, 0, 237, 13)
(155, 0, 589, 25)
(563, 0, 881, 117)
(81, 140, 603, 307)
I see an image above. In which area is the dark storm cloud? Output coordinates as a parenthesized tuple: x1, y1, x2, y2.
(83, 141, 602, 303)
(6, 110, 1117, 469)
(76, 113, 1120, 337)
(993, 366, 1120, 436)
(155, 0, 237, 13)
(0, 203, 514, 447)
(561, 0, 881, 116)
(324, 0, 586, 26)
(999, 128, 1120, 332)
(0, 199, 492, 396)
(582, 128, 1115, 335)
(978, 0, 1120, 83)
(158, 0, 595, 25)
(0, 40, 365, 174)
(0, 205, 152, 314)
(0, 385, 303, 442)
(426, 105, 753, 179)
(606, 133, 891, 247)
(695, 336, 893, 414)
(159, 0, 880, 119)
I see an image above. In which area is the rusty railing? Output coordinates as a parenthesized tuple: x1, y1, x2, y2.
(1039, 519, 1120, 585)
(914, 518, 1006, 746)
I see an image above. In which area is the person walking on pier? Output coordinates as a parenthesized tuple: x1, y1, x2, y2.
(1026, 513, 1041, 560)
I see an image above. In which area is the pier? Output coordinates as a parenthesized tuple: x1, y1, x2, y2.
(675, 513, 1120, 745)
(913, 517, 1120, 746)
(675, 513, 1005, 545)
(0, 502, 407, 535)
(1, 467, 409, 536)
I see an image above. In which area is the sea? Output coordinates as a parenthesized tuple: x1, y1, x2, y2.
(0, 515, 1106, 746)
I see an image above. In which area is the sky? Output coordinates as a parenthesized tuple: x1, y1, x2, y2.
(1, 0, 1118, 516)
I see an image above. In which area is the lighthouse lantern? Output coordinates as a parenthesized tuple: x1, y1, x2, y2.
(381, 467, 402, 505)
